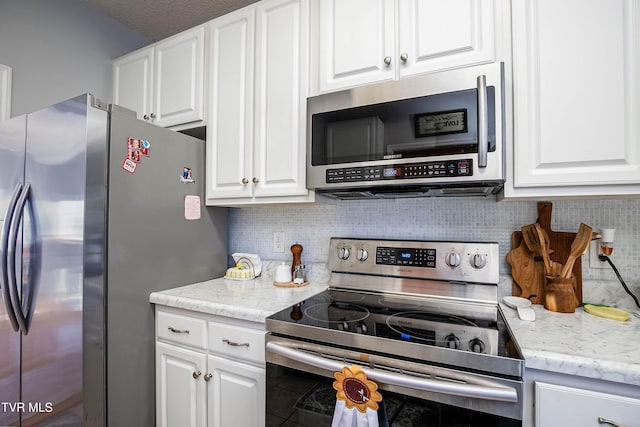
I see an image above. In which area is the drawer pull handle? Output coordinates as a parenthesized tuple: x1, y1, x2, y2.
(168, 326, 190, 334)
(204, 373, 213, 381)
(192, 370, 201, 379)
(598, 417, 625, 427)
(222, 338, 250, 347)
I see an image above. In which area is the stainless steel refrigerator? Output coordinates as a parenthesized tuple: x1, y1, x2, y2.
(0, 94, 228, 426)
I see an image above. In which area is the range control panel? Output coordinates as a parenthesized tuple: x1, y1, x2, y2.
(329, 238, 499, 285)
(376, 247, 436, 268)
(325, 159, 472, 184)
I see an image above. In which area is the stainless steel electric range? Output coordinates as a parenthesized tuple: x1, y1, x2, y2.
(265, 238, 523, 427)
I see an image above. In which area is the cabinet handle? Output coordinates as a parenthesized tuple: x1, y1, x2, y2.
(143, 114, 149, 120)
(150, 113, 156, 120)
(204, 373, 213, 382)
(168, 326, 189, 334)
(241, 178, 249, 185)
(383, 56, 392, 65)
(400, 53, 408, 63)
(222, 338, 250, 348)
(252, 177, 259, 184)
(192, 370, 201, 379)
(598, 417, 625, 427)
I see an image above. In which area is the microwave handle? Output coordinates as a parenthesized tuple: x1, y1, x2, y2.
(477, 74, 488, 168)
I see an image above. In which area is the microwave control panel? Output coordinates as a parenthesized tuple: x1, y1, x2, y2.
(325, 159, 472, 183)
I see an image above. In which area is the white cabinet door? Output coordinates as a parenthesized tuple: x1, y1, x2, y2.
(253, 0, 309, 197)
(535, 382, 640, 427)
(316, 0, 395, 92)
(154, 27, 205, 127)
(207, 354, 266, 427)
(397, 0, 494, 78)
(206, 8, 255, 199)
(507, 0, 640, 198)
(314, 0, 496, 94)
(156, 342, 207, 427)
(113, 47, 154, 121)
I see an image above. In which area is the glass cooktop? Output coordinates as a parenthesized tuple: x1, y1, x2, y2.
(267, 289, 521, 361)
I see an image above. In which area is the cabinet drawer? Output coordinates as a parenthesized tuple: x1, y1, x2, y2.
(208, 321, 266, 364)
(157, 310, 207, 349)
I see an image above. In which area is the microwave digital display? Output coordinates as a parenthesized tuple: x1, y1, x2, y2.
(414, 109, 468, 138)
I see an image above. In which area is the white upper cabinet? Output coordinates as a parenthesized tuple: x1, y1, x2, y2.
(253, 0, 309, 198)
(396, 0, 495, 79)
(506, 0, 640, 198)
(312, 0, 496, 94)
(113, 26, 205, 128)
(206, 0, 319, 206)
(207, 7, 255, 200)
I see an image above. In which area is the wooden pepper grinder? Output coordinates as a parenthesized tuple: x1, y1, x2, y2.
(291, 243, 303, 275)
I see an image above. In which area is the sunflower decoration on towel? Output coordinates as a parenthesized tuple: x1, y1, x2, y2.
(333, 365, 383, 413)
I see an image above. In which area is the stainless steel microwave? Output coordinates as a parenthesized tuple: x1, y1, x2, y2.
(307, 63, 505, 199)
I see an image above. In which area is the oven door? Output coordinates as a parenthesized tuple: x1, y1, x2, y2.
(266, 336, 522, 426)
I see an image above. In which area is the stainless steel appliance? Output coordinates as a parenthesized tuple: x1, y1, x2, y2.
(266, 238, 523, 426)
(307, 63, 505, 199)
(0, 94, 228, 426)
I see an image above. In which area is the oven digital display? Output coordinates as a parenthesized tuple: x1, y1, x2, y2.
(383, 167, 402, 177)
(376, 247, 436, 268)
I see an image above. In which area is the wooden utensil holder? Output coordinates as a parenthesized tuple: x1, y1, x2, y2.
(544, 275, 579, 313)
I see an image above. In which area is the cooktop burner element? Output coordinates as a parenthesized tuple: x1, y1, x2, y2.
(303, 302, 370, 323)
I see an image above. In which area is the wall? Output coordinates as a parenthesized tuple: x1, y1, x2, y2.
(229, 198, 640, 283)
(0, 0, 150, 116)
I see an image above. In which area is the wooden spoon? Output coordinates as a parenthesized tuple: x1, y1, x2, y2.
(521, 223, 553, 276)
(534, 223, 553, 276)
(560, 223, 593, 279)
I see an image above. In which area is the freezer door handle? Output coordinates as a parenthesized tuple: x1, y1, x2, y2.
(1, 182, 22, 332)
(7, 183, 41, 335)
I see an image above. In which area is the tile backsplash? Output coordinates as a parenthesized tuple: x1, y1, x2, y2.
(228, 198, 640, 283)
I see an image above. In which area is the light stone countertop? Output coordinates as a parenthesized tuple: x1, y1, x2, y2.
(500, 279, 640, 387)
(152, 270, 640, 387)
(150, 262, 330, 323)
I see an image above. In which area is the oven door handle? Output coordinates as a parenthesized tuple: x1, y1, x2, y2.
(266, 341, 517, 403)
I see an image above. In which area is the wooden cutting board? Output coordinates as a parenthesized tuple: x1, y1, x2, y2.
(536, 202, 583, 304)
(507, 232, 545, 304)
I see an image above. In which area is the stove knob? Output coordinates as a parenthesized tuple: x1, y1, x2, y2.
(443, 334, 460, 349)
(356, 248, 369, 262)
(469, 338, 486, 353)
(338, 320, 349, 331)
(445, 252, 461, 268)
(356, 321, 368, 334)
(338, 247, 351, 260)
(471, 253, 487, 269)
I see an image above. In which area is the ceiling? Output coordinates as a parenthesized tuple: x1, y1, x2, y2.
(86, 0, 258, 42)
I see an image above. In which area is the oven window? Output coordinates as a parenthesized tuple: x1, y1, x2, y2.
(266, 364, 521, 427)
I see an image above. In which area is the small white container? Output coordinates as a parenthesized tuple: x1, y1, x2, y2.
(274, 263, 292, 283)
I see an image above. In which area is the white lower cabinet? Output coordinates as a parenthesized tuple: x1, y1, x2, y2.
(156, 342, 207, 427)
(155, 307, 266, 427)
(535, 382, 640, 427)
(207, 354, 266, 427)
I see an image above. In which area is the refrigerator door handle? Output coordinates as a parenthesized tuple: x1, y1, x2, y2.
(22, 183, 41, 331)
(1, 182, 22, 332)
(7, 183, 35, 334)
